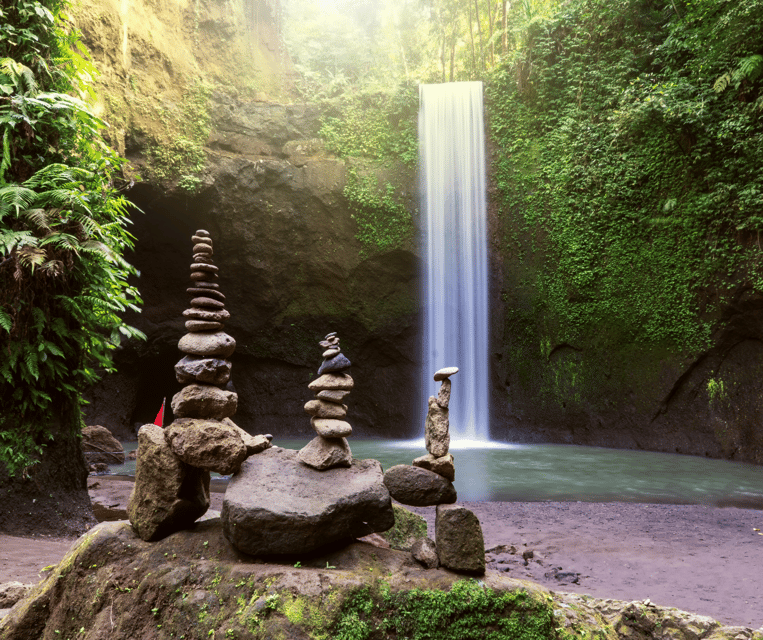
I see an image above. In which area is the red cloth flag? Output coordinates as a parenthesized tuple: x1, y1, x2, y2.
(153, 397, 166, 427)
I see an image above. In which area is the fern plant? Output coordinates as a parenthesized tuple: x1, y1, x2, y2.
(0, 0, 144, 478)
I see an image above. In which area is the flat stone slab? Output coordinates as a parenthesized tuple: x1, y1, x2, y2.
(221, 447, 394, 555)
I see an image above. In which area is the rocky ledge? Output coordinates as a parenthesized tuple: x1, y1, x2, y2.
(1, 520, 761, 640)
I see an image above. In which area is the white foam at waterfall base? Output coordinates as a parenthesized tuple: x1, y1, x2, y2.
(419, 81, 490, 443)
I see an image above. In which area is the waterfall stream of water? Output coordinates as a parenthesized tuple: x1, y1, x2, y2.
(419, 81, 489, 442)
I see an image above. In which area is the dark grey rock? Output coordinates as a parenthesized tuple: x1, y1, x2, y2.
(383, 464, 457, 507)
(221, 447, 394, 555)
(187, 287, 225, 301)
(175, 355, 232, 385)
(318, 352, 352, 375)
(435, 503, 485, 575)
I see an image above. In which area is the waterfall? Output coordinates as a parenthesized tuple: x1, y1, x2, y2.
(419, 81, 489, 443)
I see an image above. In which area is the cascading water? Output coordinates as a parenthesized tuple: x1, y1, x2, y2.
(419, 81, 489, 443)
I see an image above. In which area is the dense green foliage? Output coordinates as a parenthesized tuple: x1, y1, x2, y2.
(319, 87, 418, 254)
(333, 581, 559, 640)
(0, 0, 142, 476)
(487, 0, 763, 351)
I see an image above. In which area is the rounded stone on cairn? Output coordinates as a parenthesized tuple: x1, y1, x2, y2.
(193, 243, 213, 254)
(185, 320, 223, 332)
(304, 399, 348, 419)
(383, 464, 457, 507)
(194, 229, 211, 237)
(164, 418, 247, 476)
(178, 331, 236, 357)
(175, 355, 231, 385)
(412, 452, 455, 482)
(187, 287, 225, 300)
(192, 253, 214, 264)
(127, 424, 210, 542)
(308, 373, 354, 391)
(190, 263, 219, 273)
(425, 395, 450, 457)
(316, 389, 351, 403)
(317, 352, 352, 376)
(434, 366, 459, 381)
(322, 347, 340, 358)
(192, 235, 211, 244)
(190, 297, 226, 310)
(435, 503, 485, 575)
(298, 436, 352, 470)
(191, 271, 218, 280)
(183, 308, 230, 322)
(171, 383, 237, 419)
(193, 281, 220, 289)
(311, 417, 352, 438)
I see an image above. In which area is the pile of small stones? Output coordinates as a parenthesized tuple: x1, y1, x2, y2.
(298, 332, 355, 470)
(171, 230, 237, 420)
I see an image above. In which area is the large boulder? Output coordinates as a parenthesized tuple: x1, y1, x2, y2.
(81, 425, 125, 465)
(164, 418, 247, 475)
(127, 424, 210, 541)
(435, 503, 485, 575)
(383, 464, 457, 507)
(221, 447, 394, 555)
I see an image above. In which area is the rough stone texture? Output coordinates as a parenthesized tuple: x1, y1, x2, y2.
(81, 425, 125, 465)
(311, 417, 352, 438)
(164, 419, 247, 475)
(177, 331, 236, 358)
(316, 389, 351, 402)
(425, 396, 450, 457)
(308, 374, 354, 391)
(411, 537, 439, 569)
(127, 424, 210, 541)
(297, 436, 352, 470)
(171, 383, 237, 419)
(182, 308, 230, 322)
(221, 447, 394, 555)
(383, 464, 457, 507)
(175, 355, 232, 385)
(434, 367, 459, 381)
(185, 320, 224, 332)
(221, 418, 272, 455)
(303, 399, 347, 418)
(436, 378, 452, 409)
(412, 452, 455, 481)
(317, 353, 352, 375)
(435, 503, 485, 575)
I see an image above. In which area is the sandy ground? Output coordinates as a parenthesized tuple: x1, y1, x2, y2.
(1, 478, 762, 629)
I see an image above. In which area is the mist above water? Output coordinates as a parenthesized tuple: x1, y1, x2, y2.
(419, 81, 489, 442)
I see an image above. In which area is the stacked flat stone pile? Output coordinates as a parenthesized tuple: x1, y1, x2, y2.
(298, 332, 354, 470)
(128, 230, 272, 542)
(172, 230, 237, 420)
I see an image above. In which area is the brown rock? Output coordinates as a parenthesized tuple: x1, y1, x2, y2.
(187, 287, 225, 301)
(190, 271, 218, 280)
(190, 297, 226, 309)
(164, 418, 247, 475)
(433, 366, 459, 381)
(185, 320, 224, 332)
(297, 436, 352, 470)
(435, 503, 485, 575)
(189, 263, 219, 273)
(81, 424, 125, 465)
(307, 373, 354, 391)
(178, 331, 236, 357)
(425, 395, 450, 457)
(436, 378, 451, 409)
(304, 399, 348, 418)
(411, 537, 439, 569)
(171, 383, 237, 419)
(192, 254, 214, 264)
(127, 424, 210, 541)
(182, 308, 231, 322)
(412, 452, 455, 481)
(193, 242, 213, 253)
(311, 417, 352, 438)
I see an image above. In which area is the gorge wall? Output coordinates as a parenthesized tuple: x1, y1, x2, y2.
(74, 0, 763, 464)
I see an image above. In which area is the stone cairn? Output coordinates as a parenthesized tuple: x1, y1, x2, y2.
(128, 230, 271, 542)
(383, 367, 485, 574)
(298, 332, 354, 470)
